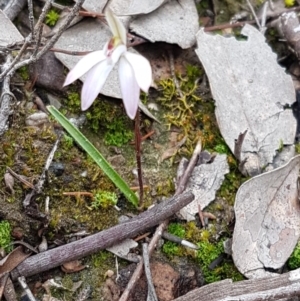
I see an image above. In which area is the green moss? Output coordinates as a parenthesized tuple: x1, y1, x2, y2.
(61, 134, 74, 150)
(163, 241, 183, 257)
(156, 179, 175, 196)
(295, 143, 300, 154)
(217, 168, 244, 206)
(197, 240, 243, 283)
(45, 9, 60, 26)
(65, 91, 81, 112)
(0, 221, 12, 252)
(89, 190, 118, 209)
(185, 221, 203, 242)
(92, 250, 113, 267)
(214, 143, 230, 154)
(288, 242, 300, 269)
(17, 66, 30, 81)
(104, 116, 133, 147)
(168, 223, 185, 238)
(157, 64, 227, 157)
(82, 98, 133, 147)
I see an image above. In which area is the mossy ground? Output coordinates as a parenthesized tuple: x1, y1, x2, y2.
(1, 61, 245, 297)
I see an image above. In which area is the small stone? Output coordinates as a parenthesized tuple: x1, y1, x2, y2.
(29, 52, 65, 91)
(49, 162, 65, 177)
(47, 93, 62, 110)
(25, 112, 49, 126)
(11, 227, 24, 240)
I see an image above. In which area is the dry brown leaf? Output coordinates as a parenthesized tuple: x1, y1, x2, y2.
(160, 136, 186, 162)
(0, 246, 31, 278)
(61, 260, 85, 273)
(232, 155, 300, 278)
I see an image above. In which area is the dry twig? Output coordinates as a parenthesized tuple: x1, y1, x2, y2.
(173, 269, 300, 301)
(119, 140, 202, 301)
(0, 0, 85, 80)
(11, 191, 194, 280)
(143, 243, 158, 301)
(18, 276, 37, 301)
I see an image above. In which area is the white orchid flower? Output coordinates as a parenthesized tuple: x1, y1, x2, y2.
(63, 8, 152, 120)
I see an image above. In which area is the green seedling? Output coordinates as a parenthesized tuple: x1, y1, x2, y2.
(47, 105, 138, 207)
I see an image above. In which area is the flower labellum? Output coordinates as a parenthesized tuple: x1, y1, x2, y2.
(63, 8, 152, 120)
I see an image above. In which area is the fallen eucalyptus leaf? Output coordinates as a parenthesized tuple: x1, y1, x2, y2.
(107, 238, 138, 261)
(110, 0, 167, 15)
(195, 25, 297, 176)
(178, 154, 229, 221)
(80, 0, 106, 14)
(232, 155, 300, 279)
(4, 172, 14, 194)
(130, 0, 199, 49)
(0, 246, 31, 278)
(0, 9, 23, 46)
(61, 260, 85, 273)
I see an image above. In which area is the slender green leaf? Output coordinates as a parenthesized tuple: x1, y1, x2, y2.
(47, 105, 138, 207)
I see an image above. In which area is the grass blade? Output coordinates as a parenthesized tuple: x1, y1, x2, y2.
(47, 105, 138, 207)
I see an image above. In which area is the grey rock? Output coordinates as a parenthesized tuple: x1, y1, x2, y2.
(25, 112, 49, 126)
(47, 93, 62, 110)
(30, 52, 65, 91)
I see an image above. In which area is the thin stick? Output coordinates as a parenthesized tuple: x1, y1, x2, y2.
(0, 0, 54, 80)
(260, 1, 269, 29)
(135, 109, 144, 205)
(168, 50, 184, 99)
(11, 192, 194, 280)
(0, 55, 14, 136)
(246, 0, 262, 30)
(143, 243, 158, 301)
(34, 0, 54, 33)
(35, 137, 61, 193)
(175, 139, 201, 196)
(6, 167, 36, 190)
(3, 0, 27, 21)
(27, 0, 35, 40)
(0, 0, 85, 80)
(18, 276, 37, 301)
(119, 221, 168, 301)
(32, 25, 44, 58)
(119, 140, 202, 301)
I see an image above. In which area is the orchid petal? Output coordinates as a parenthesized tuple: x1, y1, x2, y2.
(118, 56, 140, 119)
(81, 60, 113, 110)
(111, 44, 127, 63)
(105, 8, 127, 45)
(123, 52, 152, 93)
(81, 44, 126, 111)
(63, 50, 106, 86)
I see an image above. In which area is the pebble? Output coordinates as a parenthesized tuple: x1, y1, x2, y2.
(25, 112, 49, 126)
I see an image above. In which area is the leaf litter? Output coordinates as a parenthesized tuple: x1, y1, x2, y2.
(195, 24, 297, 177)
(2, 0, 300, 299)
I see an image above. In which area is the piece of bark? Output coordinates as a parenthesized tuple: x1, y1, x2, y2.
(173, 268, 300, 301)
(11, 191, 194, 280)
